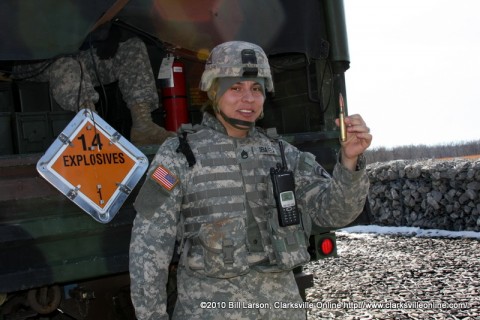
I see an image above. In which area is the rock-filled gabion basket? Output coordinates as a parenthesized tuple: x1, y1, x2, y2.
(366, 159, 480, 231)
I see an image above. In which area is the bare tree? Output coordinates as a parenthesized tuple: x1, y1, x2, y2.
(365, 140, 480, 163)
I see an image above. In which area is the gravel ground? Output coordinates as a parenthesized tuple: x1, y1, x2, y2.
(304, 232, 480, 319)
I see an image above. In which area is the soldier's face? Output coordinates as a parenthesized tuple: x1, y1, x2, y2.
(216, 80, 265, 137)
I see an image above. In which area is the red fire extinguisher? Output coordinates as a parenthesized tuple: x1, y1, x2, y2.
(162, 59, 189, 132)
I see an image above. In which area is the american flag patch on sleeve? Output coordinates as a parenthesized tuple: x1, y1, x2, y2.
(152, 165, 179, 191)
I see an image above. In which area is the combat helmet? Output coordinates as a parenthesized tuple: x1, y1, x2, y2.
(199, 41, 274, 93)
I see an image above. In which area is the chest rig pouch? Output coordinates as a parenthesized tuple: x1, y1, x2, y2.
(266, 206, 311, 270)
(188, 217, 250, 278)
(266, 139, 311, 270)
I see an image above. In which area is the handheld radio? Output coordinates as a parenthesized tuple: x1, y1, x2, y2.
(270, 141, 300, 227)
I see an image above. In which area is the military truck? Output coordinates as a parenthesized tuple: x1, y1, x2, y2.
(0, 0, 368, 319)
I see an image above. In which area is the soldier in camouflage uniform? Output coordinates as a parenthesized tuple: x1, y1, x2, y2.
(129, 41, 372, 319)
(13, 27, 173, 145)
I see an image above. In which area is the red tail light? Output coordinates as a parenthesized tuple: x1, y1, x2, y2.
(320, 238, 334, 256)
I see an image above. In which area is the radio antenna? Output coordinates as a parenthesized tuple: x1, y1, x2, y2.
(279, 141, 288, 170)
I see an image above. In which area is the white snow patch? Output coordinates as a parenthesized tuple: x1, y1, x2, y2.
(339, 225, 480, 239)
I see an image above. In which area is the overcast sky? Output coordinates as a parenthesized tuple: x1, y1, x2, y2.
(343, 0, 480, 149)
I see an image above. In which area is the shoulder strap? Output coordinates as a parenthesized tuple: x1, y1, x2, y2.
(176, 124, 196, 167)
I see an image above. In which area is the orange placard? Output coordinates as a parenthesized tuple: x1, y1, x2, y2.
(37, 109, 148, 223)
(51, 121, 135, 209)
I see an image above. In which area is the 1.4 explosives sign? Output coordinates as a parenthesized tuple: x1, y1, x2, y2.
(37, 109, 148, 223)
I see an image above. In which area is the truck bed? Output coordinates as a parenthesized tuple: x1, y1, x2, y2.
(0, 152, 137, 294)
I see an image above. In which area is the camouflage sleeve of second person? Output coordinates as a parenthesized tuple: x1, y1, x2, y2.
(292, 147, 370, 228)
(129, 138, 185, 320)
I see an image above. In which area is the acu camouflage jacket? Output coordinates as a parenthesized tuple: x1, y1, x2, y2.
(129, 112, 369, 319)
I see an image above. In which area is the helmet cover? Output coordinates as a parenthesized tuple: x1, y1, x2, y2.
(199, 41, 274, 93)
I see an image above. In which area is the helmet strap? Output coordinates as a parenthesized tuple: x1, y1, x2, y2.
(219, 110, 255, 130)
